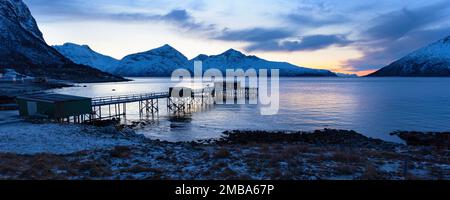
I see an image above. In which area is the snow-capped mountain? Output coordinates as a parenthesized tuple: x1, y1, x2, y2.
(0, 0, 124, 82)
(335, 72, 358, 78)
(191, 49, 337, 77)
(0, 0, 43, 41)
(369, 36, 450, 76)
(113, 44, 190, 77)
(54, 43, 119, 73)
(58, 43, 337, 77)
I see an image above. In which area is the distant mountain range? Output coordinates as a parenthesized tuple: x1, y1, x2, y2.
(54, 43, 338, 77)
(191, 49, 336, 77)
(334, 73, 358, 78)
(0, 0, 124, 82)
(369, 36, 450, 77)
(5, 0, 449, 80)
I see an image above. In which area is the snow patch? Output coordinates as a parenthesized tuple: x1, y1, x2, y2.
(0, 121, 137, 155)
(53, 43, 119, 72)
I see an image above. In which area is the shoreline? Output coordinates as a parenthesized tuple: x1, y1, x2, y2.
(0, 121, 448, 180)
(0, 77, 132, 105)
(0, 80, 73, 102)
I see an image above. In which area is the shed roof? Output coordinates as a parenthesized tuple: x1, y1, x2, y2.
(17, 93, 91, 103)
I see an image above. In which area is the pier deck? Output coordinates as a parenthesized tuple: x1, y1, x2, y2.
(92, 92, 169, 106)
(20, 85, 258, 123)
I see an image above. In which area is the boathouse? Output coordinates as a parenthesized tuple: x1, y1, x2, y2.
(169, 87, 194, 98)
(16, 93, 92, 120)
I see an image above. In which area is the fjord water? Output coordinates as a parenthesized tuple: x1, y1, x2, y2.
(52, 77, 450, 143)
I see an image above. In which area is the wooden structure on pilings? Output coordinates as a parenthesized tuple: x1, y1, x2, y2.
(17, 82, 259, 124)
(16, 93, 92, 123)
(90, 92, 168, 121)
(213, 81, 259, 103)
(139, 99, 160, 117)
(167, 87, 215, 113)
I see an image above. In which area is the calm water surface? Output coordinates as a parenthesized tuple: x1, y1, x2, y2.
(52, 77, 450, 143)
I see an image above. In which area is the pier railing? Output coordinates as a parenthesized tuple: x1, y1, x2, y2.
(92, 92, 169, 106)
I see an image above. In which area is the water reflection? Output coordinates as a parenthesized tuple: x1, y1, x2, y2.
(52, 77, 450, 143)
(168, 115, 193, 130)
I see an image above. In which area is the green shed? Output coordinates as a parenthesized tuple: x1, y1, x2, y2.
(16, 93, 92, 120)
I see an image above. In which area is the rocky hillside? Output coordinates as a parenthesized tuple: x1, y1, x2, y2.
(0, 0, 125, 82)
(369, 36, 450, 77)
(113, 44, 190, 77)
(53, 43, 120, 73)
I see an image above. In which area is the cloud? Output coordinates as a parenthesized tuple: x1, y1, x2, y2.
(347, 26, 450, 71)
(345, 1, 450, 71)
(210, 2, 353, 52)
(286, 13, 348, 28)
(24, 0, 101, 17)
(164, 9, 190, 22)
(246, 34, 353, 52)
(213, 26, 353, 52)
(364, 2, 450, 41)
(111, 9, 215, 31)
(23, 0, 450, 73)
(214, 28, 294, 42)
(25, 0, 214, 31)
(160, 9, 215, 30)
(282, 1, 349, 29)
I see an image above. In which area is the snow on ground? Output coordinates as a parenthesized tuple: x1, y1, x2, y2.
(0, 121, 138, 155)
(0, 110, 22, 125)
(0, 121, 448, 180)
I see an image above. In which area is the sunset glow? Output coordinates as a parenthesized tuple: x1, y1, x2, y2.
(24, 0, 450, 75)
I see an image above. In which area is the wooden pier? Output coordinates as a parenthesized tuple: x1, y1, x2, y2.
(16, 83, 258, 123)
(88, 85, 257, 122)
(90, 92, 169, 121)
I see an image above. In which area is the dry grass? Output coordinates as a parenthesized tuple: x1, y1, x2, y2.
(365, 149, 403, 160)
(0, 130, 447, 180)
(359, 165, 382, 180)
(331, 151, 366, 163)
(334, 164, 358, 175)
(210, 162, 227, 172)
(310, 153, 328, 163)
(110, 146, 131, 158)
(75, 160, 113, 177)
(122, 165, 162, 174)
(213, 149, 231, 159)
(219, 167, 238, 179)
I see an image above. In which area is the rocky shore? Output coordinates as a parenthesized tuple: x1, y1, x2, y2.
(0, 127, 448, 180)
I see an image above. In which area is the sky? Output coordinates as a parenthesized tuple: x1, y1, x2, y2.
(24, 0, 450, 76)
